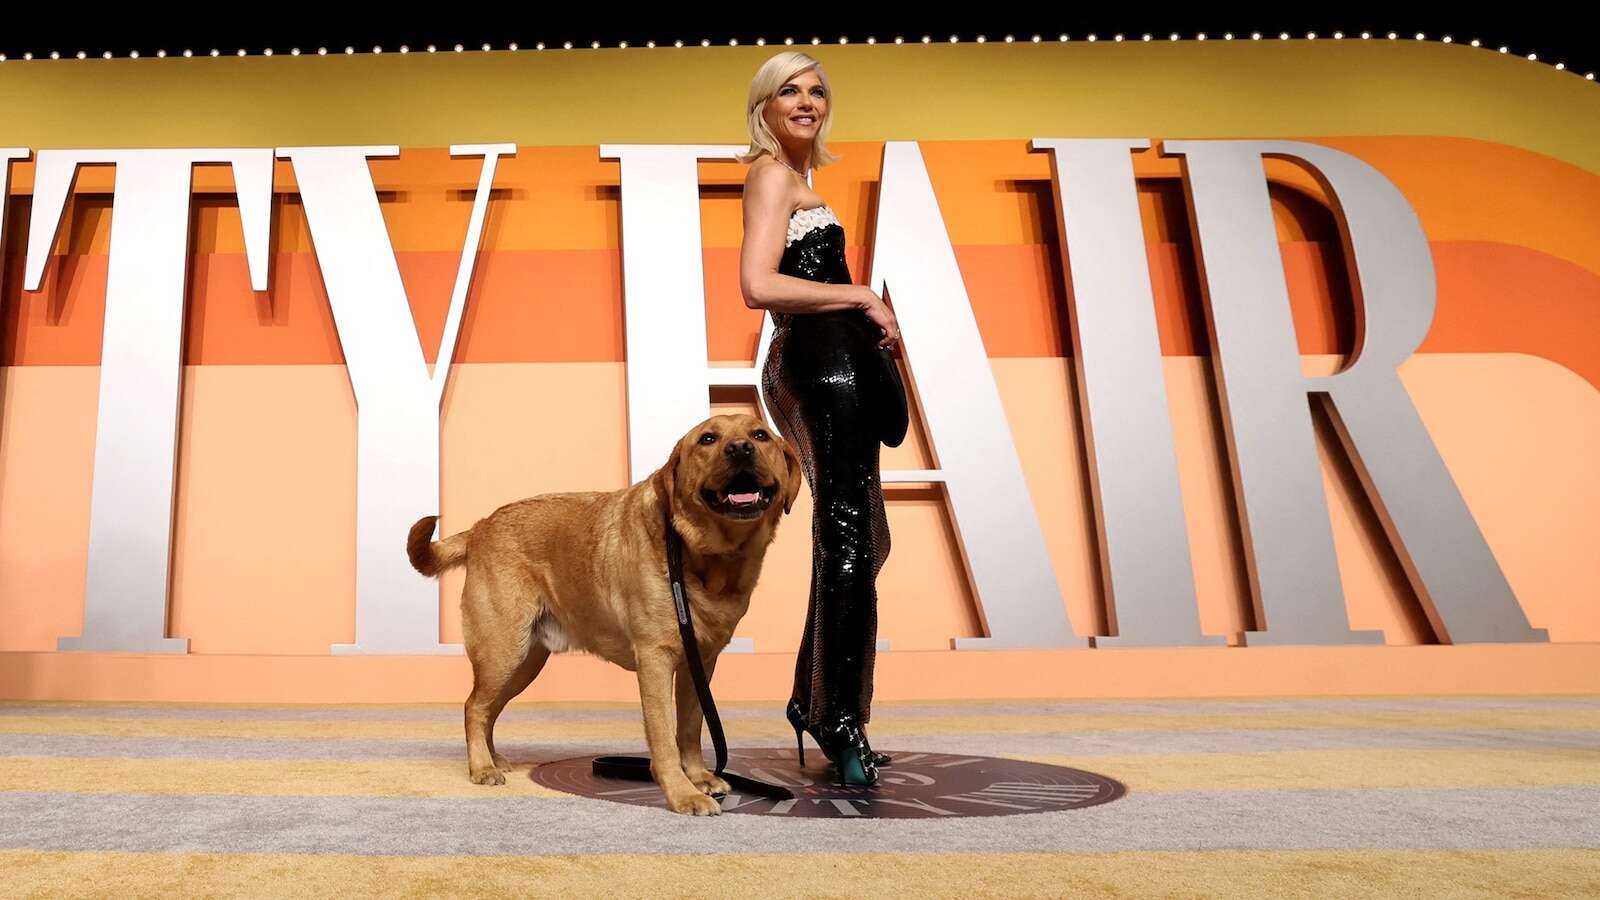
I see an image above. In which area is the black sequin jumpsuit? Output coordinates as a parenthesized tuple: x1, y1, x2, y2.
(759, 206, 891, 729)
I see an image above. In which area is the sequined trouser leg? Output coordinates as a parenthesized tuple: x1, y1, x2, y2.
(761, 316, 892, 728)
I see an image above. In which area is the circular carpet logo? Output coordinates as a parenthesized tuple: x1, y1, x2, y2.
(531, 749, 1126, 818)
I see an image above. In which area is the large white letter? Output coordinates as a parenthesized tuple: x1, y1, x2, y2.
(24, 149, 274, 653)
(1165, 139, 1543, 645)
(599, 145, 745, 482)
(864, 142, 1077, 649)
(279, 144, 512, 655)
(1030, 138, 1216, 647)
(601, 144, 756, 650)
(606, 143, 1077, 649)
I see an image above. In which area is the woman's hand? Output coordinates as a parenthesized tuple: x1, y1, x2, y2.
(857, 286, 900, 349)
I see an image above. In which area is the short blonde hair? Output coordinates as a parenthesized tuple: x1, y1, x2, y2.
(739, 51, 839, 168)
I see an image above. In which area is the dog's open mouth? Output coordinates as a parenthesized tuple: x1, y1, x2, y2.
(701, 470, 778, 520)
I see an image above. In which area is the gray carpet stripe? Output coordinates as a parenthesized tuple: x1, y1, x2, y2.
(1, 786, 1596, 855)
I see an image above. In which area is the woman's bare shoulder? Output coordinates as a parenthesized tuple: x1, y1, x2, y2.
(744, 155, 793, 192)
(743, 157, 799, 222)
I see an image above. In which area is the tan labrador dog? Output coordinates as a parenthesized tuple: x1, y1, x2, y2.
(406, 413, 802, 816)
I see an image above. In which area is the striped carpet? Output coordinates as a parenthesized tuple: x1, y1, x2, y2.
(2, 697, 1598, 897)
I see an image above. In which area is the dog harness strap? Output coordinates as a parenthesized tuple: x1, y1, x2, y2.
(587, 507, 794, 802)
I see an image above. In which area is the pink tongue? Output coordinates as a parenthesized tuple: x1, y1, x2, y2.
(728, 492, 762, 505)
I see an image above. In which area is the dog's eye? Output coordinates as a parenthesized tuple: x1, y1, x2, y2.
(752, 430, 770, 441)
(698, 433, 717, 445)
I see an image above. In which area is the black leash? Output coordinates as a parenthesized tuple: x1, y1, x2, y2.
(590, 507, 795, 801)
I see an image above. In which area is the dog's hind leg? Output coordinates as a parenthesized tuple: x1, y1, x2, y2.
(462, 570, 541, 786)
(485, 643, 550, 773)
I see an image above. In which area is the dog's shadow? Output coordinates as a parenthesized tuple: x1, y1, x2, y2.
(472, 741, 793, 770)
(497, 743, 634, 767)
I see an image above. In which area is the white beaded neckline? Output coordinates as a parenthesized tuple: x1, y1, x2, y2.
(786, 205, 839, 247)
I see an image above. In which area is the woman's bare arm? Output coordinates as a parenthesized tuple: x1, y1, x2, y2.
(739, 162, 875, 314)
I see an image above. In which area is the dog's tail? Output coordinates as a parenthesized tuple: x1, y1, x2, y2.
(407, 515, 468, 577)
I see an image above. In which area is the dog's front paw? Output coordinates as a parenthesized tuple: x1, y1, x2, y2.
(688, 770, 731, 797)
(470, 766, 507, 786)
(492, 753, 513, 773)
(667, 789, 723, 816)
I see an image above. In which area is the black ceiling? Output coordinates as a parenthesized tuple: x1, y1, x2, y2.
(1, 12, 1592, 81)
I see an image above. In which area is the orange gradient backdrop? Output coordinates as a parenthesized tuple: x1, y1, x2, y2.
(0, 41, 1596, 700)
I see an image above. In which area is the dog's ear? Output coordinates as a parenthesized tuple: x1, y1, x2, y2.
(779, 437, 804, 514)
(652, 439, 683, 508)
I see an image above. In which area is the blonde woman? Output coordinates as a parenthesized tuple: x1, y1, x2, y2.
(739, 51, 906, 787)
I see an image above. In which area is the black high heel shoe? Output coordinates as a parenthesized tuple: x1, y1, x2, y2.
(815, 715, 878, 787)
(786, 701, 878, 787)
(860, 731, 892, 768)
(787, 699, 892, 769)
(786, 700, 811, 767)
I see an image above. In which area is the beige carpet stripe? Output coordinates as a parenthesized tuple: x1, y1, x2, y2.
(1, 848, 1596, 899)
(0, 757, 568, 799)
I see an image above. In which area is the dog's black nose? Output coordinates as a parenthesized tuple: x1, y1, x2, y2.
(725, 440, 755, 463)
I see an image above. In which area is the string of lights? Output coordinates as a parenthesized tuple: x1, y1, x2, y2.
(0, 30, 1592, 83)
